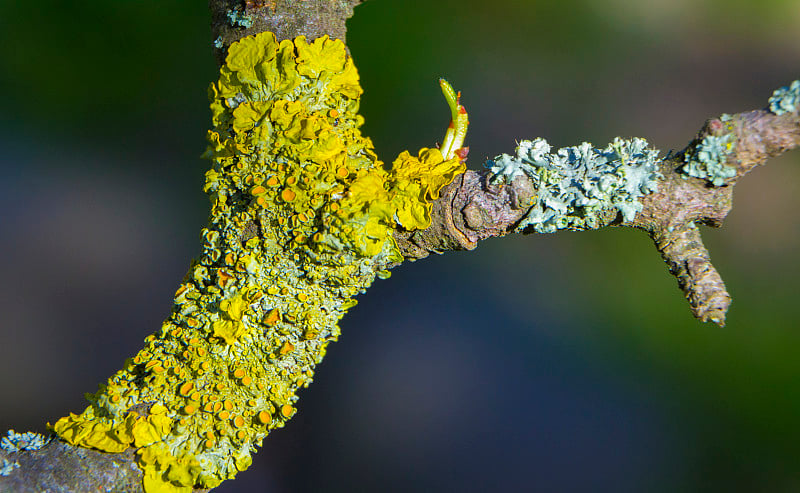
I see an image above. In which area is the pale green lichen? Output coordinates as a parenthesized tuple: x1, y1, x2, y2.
(226, 9, 254, 29)
(52, 32, 465, 493)
(682, 133, 737, 186)
(768, 79, 800, 115)
(488, 137, 662, 233)
(0, 459, 19, 477)
(1, 430, 48, 453)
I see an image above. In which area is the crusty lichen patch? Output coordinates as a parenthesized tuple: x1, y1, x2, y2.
(53, 32, 464, 492)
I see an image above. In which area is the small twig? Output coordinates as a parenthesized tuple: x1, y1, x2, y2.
(650, 222, 731, 325)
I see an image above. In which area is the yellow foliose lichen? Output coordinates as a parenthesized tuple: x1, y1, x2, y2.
(52, 30, 466, 492)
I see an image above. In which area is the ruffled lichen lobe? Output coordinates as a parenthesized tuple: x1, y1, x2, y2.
(680, 114, 738, 186)
(768, 79, 800, 115)
(52, 32, 464, 492)
(1, 431, 48, 453)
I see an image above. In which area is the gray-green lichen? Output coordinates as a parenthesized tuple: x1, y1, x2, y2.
(0, 459, 19, 477)
(682, 132, 736, 186)
(768, 79, 800, 115)
(227, 9, 254, 29)
(0, 430, 48, 453)
(487, 137, 662, 233)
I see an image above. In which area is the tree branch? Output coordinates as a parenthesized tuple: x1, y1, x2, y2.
(396, 106, 800, 326)
(2, 1, 797, 492)
(0, 2, 363, 492)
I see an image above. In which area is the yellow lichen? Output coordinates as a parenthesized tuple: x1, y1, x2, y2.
(52, 31, 466, 492)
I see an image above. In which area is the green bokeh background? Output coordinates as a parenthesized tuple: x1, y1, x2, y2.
(1, 1, 799, 491)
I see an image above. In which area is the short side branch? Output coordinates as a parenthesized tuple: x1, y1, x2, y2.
(650, 222, 731, 325)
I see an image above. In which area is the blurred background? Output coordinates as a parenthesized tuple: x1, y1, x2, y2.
(1, 0, 799, 491)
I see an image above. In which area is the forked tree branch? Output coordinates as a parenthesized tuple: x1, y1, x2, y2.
(1, 1, 797, 492)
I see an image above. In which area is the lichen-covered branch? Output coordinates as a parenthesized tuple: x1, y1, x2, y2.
(43, 29, 464, 492)
(397, 86, 799, 326)
(2, 2, 371, 493)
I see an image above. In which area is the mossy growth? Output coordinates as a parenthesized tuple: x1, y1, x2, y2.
(52, 32, 465, 492)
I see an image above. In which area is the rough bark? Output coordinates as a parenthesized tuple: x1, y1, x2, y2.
(0, 440, 143, 493)
(209, 0, 363, 64)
